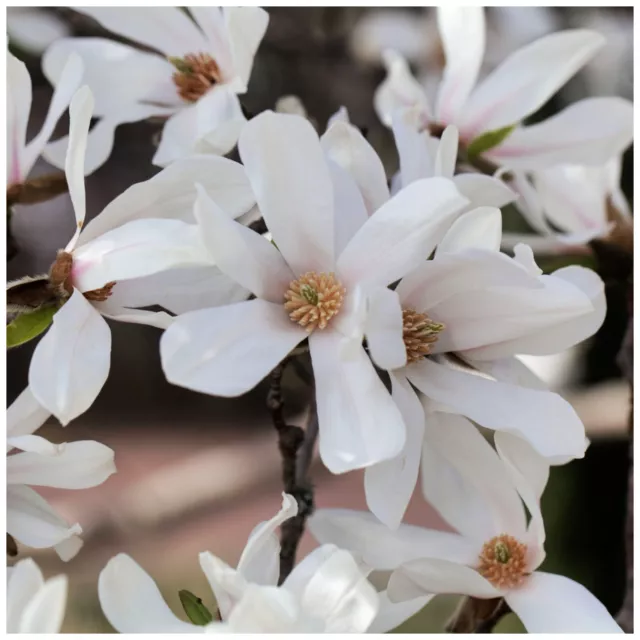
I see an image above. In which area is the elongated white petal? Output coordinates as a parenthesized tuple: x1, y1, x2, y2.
(239, 111, 335, 275)
(199, 552, 248, 620)
(29, 290, 111, 426)
(7, 387, 50, 440)
(453, 173, 517, 209)
(194, 185, 293, 303)
(391, 106, 437, 187)
(19, 575, 67, 633)
(461, 30, 605, 135)
(365, 289, 406, 371)
(161, 299, 305, 397)
(7, 52, 32, 184)
(7, 558, 45, 633)
(364, 373, 423, 528)
(99, 554, 201, 633)
(436, 206, 502, 255)
(337, 177, 468, 289)
(433, 125, 458, 178)
(93, 302, 174, 330)
(7, 434, 62, 458)
(406, 359, 587, 460)
(506, 571, 622, 633)
(187, 8, 233, 74)
(368, 591, 432, 633)
(310, 331, 406, 473)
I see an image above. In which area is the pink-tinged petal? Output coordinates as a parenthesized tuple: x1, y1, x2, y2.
(485, 97, 633, 170)
(7, 52, 32, 184)
(364, 372, 423, 528)
(160, 299, 305, 398)
(436, 7, 485, 124)
(194, 184, 294, 303)
(239, 111, 336, 275)
(98, 554, 201, 633)
(321, 120, 390, 215)
(365, 289, 406, 371)
(506, 571, 623, 633)
(436, 206, 502, 255)
(19, 575, 68, 634)
(461, 30, 605, 136)
(406, 359, 587, 460)
(433, 125, 458, 178)
(310, 331, 406, 473)
(74, 7, 208, 57)
(374, 50, 430, 127)
(7, 387, 50, 440)
(453, 173, 517, 209)
(338, 177, 469, 289)
(29, 290, 111, 426)
(7, 558, 45, 633)
(368, 591, 432, 633)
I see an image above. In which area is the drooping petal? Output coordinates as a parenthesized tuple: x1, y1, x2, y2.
(19, 575, 68, 634)
(193, 184, 294, 303)
(7, 558, 45, 633)
(161, 299, 305, 398)
(239, 111, 335, 275)
(337, 177, 469, 289)
(436, 206, 502, 255)
(406, 359, 587, 460)
(7, 52, 32, 184)
(29, 290, 111, 426)
(98, 554, 201, 633)
(309, 331, 406, 473)
(364, 373, 423, 528)
(7, 387, 50, 440)
(368, 591, 432, 633)
(506, 571, 622, 633)
(364, 289, 406, 371)
(452, 173, 517, 209)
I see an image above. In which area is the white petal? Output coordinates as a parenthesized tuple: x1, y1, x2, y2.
(309, 509, 477, 571)
(7, 52, 32, 184)
(7, 558, 45, 633)
(161, 299, 304, 398)
(98, 554, 201, 633)
(374, 50, 430, 127)
(93, 302, 174, 330)
(461, 30, 605, 135)
(29, 290, 111, 425)
(8, 434, 61, 457)
(364, 373, 423, 528)
(54, 535, 84, 562)
(485, 97, 634, 170)
(7, 8, 70, 56)
(187, 8, 232, 74)
(406, 359, 587, 460)
(19, 575, 67, 633)
(453, 173, 517, 209)
(506, 571, 622, 633)
(239, 111, 335, 275)
(199, 552, 248, 620)
(7, 387, 50, 439)
(364, 289, 406, 371)
(433, 125, 459, 178)
(321, 120, 389, 215)
(194, 184, 293, 303)
(226, 585, 300, 632)
(337, 177, 468, 289)
(435, 7, 485, 124)
(310, 331, 406, 473)
(368, 591, 432, 633)
(8, 440, 116, 489)
(391, 106, 436, 188)
(436, 206, 502, 255)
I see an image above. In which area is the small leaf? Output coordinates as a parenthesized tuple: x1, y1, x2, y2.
(7, 305, 57, 349)
(179, 590, 214, 626)
(466, 125, 516, 158)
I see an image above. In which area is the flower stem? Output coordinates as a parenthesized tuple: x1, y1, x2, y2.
(446, 596, 510, 633)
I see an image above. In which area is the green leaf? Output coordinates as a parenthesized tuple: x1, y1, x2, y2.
(466, 125, 516, 158)
(7, 305, 57, 349)
(179, 590, 214, 626)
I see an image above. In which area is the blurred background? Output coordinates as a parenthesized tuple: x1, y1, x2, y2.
(7, 6, 633, 632)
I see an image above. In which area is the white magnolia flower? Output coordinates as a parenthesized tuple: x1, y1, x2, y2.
(8, 558, 68, 633)
(7, 50, 82, 186)
(161, 111, 471, 473)
(311, 430, 622, 634)
(7, 387, 116, 560)
(99, 494, 379, 633)
(42, 7, 269, 171)
(375, 7, 633, 171)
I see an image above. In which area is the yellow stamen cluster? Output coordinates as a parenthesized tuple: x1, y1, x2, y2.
(170, 53, 221, 102)
(478, 534, 528, 589)
(402, 308, 444, 363)
(284, 271, 346, 333)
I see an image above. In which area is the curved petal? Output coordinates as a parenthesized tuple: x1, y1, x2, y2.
(364, 289, 406, 371)
(7, 387, 50, 440)
(406, 359, 587, 460)
(453, 173, 517, 209)
(92, 302, 174, 330)
(193, 184, 293, 303)
(364, 372, 423, 528)
(337, 177, 469, 289)
(461, 30, 605, 136)
(436, 206, 502, 255)
(7, 51, 31, 184)
(368, 591, 432, 633)
(29, 290, 111, 426)
(98, 554, 201, 633)
(310, 331, 406, 473)
(161, 299, 305, 398)
(199, 552, 248, 620)
(19, 575, 67, 634)
(433, 125, 459, 178)
(239, 111, 335, 275)
(7, 558, 45, 633)
(506, 571, 622, 633)
(187, 8, 233, 74)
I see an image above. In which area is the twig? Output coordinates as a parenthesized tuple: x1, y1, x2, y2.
(446, 596, 510, 633)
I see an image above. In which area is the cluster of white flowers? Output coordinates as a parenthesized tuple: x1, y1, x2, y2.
(6, 6, 632, 634)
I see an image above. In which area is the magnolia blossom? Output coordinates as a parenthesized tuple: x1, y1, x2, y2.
(161, 111, 471, 473)
(7, 50, 82, 187)
(8, 558, 68, 633)
(375, 6, 633, 171)
(42, 7, 269, 171)
(7, 387, 116, 560)
(99, 494, 379, 633)
(311, 430, 622, 634)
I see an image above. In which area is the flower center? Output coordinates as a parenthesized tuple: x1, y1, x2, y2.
(169, 53, 221, 103)
(478, 534, 528, 589)
(49, 250, 116, 303)
(284, 272, 346, 333)
(402, 308, 444, 364)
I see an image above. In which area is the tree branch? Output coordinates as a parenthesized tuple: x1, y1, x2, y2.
(446, 596, 511, 634)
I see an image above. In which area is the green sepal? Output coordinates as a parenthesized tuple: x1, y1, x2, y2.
(168, 57, 193, 74)
(466, 125, 516, 158)
(7, 305, 57, 349)
(179, 590, 214, 626)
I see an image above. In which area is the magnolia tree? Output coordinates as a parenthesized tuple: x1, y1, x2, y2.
(6, 6, 634, 634)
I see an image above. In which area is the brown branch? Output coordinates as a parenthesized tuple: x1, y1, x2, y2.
(7, 173, 68, 207)
(446, 596, 510, 633)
